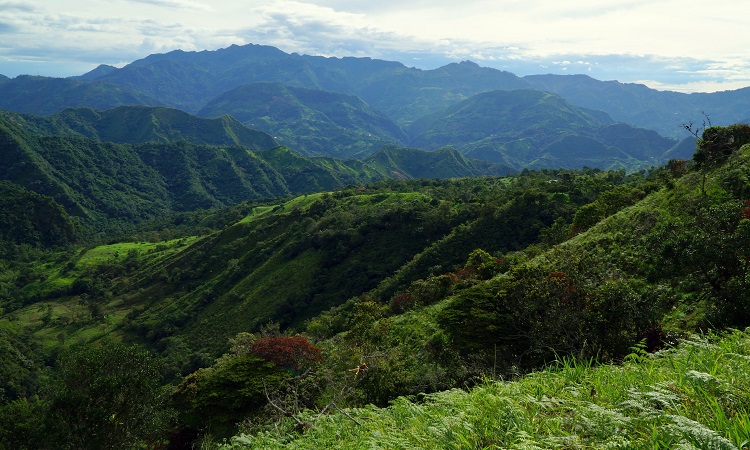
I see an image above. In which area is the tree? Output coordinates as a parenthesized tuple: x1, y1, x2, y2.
(43, 341, 172, 450)
(650, 201, 750, 326)
(693, 124, 750, 169)
(438, 260, 658, 373)
(250, 335, 324, 373)
(688, 123, 750, 194)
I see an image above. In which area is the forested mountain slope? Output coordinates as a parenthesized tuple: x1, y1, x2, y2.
(0, 75, 162, 115)
(197, 82, 408, 157)
(408, 89, 680, 170)
(3, 106, 278, 149)
(524, 74, 750, 138)
(0, 108, 511, 235)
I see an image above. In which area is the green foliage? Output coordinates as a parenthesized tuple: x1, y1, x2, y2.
(0, 181, 76, 251)
(647, 200, 750, 326)
(0, 320, 43, 405)
(43, 341, 172, 450)
(438, 255, 662, 371)
(0, 397, 48, 450)
(693, 124, 750, 169)
(172, 353, 287, 438)
(571, 184, 646, 233)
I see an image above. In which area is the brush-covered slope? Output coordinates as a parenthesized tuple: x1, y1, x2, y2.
(409, 89, 677, 170)
(236, 129, 748, 432)
(0, 75, 162, 115)
(198, 82, 407, 158)
(435, 143, 750, 370)
(0, 113, 289, 226)
(10, 105, 279, 149)
(224, 329, 750, 449)
(0, 181, 77, 250)
(0, 168, 641, 371)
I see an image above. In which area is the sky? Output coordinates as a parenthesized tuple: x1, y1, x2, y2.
(1, 0, 749, 93)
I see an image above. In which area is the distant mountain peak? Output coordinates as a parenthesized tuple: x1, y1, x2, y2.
(74, 64, 118, 80)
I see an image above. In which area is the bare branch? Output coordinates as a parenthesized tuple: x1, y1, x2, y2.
(335, 406, 362, 426)
(263, 379, 313, 430)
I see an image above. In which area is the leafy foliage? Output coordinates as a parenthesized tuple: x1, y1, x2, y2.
(250, 335, 324, 372)
(18, 341, 173, 450)
(438, 260, 660, 371)
(0, 181, 76, 252)
(693, 124, 750, 168)
(171, 353, 287, 438)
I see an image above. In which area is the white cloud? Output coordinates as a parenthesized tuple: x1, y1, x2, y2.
(119, 0, 213, 11)
(0, 0, 748, 92)
(0, 1, 36, 12)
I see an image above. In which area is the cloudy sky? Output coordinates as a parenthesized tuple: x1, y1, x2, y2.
(1, 0, 749, 92)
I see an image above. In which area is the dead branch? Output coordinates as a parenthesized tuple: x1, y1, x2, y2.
(263, 379, 313, 430)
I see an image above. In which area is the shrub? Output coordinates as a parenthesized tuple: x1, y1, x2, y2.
(251, 335, 324, 372)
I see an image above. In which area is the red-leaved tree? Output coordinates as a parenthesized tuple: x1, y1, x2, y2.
(250, 335, 323, 372)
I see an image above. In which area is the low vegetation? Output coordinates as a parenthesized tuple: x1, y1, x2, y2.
(221, 329, 750, 449)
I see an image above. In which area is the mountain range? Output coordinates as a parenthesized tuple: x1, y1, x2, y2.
(2, 43, 745, 171)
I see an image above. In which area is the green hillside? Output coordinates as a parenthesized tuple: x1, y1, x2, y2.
(0, 181, 76, 252)
(1, 105, 278, 149)
(0, 109, 510, 235)
(409, 89, 678, 170)
(215, 129, 748, 444)
(198, 82, 408, 158)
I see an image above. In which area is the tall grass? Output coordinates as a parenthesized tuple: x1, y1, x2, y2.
(220, 329, 750, 449)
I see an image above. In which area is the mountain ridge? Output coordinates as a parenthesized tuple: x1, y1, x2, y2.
(0, 107, 511, 232)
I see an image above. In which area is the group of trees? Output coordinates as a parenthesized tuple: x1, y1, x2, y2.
(0, 341, 169, 449)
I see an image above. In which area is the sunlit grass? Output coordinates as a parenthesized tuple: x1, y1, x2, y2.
(221, 330, 750, 449)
